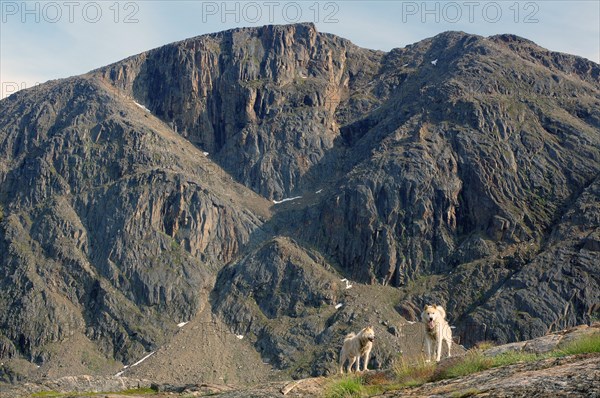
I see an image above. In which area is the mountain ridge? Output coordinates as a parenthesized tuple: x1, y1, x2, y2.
(1, 23, 599, 383)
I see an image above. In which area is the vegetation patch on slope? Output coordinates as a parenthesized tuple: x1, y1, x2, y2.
(323, 331, 600, 397)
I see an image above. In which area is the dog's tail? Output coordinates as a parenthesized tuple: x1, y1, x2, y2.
(438, 306, 447, 320)
(344, 332, 356, 341)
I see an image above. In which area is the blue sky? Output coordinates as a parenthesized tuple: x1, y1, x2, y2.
(1, 1, 599, 98)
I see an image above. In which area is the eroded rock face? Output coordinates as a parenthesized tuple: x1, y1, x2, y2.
(290, 32, 600, 292)
(96, 23, 383, 200)
(212, 237, 341, 372)
(0, 77, 269, 365)
(214, 237, 340, 320)
(461, 178, 600, 345)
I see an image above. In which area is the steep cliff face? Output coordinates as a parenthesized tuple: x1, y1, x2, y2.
(0, 24, 599, 381)
(292, 31, 600, 285)
(0, 77, 270, 366)
(463, 177, 600, 345)
(96, 23, 383, 200)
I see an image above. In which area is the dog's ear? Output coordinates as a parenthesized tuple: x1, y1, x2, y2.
(424, 305, 428, 310)
(433, 304, 437, 309)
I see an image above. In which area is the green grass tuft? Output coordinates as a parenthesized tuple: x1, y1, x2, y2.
(325, 375, 364, 398)
(435, 351, 492, 380)
(434, 333, 600, 382)
(474, 340, 496, 351)
(393, 357, 436, 387)
(489, 350, 541, 367)
(31, 392, 64, 398)
(118, 387, 158, 395)
(553, 333, 600, 357)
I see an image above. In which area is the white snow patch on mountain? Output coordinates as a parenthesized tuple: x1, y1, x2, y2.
(273, 196, 302, 204)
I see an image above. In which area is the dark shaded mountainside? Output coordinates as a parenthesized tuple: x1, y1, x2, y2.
(0, 23, 599, 383)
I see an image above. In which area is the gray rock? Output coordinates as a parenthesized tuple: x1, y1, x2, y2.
(484, 341, 528, 357)
(523, 334, 564, 354)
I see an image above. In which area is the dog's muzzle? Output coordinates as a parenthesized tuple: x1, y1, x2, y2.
(368, 337, 374, 342)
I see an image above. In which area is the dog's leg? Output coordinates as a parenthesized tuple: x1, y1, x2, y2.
(425, 338, 431, 363)
(436, 328, 443, 362)
(348, 356, 357, 373)
(445, 326, 453, 358)
(362, 348, 371, 371)
(339, 349, 346, 374)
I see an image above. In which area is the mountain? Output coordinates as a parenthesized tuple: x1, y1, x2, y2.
(0, 23, 599, 383)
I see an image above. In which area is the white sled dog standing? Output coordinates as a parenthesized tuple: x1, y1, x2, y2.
(339, 326, 375, 373)
(421, 305, 452, 362)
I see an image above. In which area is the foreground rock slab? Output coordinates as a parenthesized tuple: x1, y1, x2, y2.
(386, 354, 600, 398)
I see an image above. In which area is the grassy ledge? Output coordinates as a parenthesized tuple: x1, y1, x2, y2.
(324, 332, 600, 397)
(552, 333, 600, 357)
(435, 332, 600, 381)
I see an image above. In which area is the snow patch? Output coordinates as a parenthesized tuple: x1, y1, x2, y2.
(272, 196, 302, 204)
(236, 334, 244, 340)
(335, 303, 343, 309)
(315, 189, 323, 194)
(177, 321, 188, 328)
(134, 101, 151, 112)
(131, 351, 155, 368)
(203, 152, 209, 156)
(431, 59, 438, 66)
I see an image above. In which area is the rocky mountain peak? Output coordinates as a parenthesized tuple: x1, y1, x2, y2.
(1, 24, 599, 384)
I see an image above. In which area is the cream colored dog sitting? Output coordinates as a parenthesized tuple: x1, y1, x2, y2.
(421, 305, 452, 362)
(339, 326, 375, 373)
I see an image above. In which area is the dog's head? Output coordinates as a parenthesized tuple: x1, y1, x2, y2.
(422, 305, 440, 329)
(363, 326, 375, 342)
